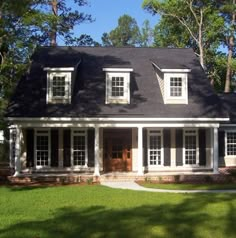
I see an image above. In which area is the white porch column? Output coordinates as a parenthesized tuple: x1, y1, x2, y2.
(94, 126, 100, 176)
(137, 126, 144, 175)
(14, 126, 22, 177)
(213, 127, 219, 174)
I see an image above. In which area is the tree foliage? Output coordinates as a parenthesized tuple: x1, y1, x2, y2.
(0, 0, 95, 129)
(140, 20, 154, 47)
(101, 14, 154, 47)
(142, 0, 236, 91)
(102, 14, 141, 47)
(218, 0, 235, 92)
(143, 0, 224, 69)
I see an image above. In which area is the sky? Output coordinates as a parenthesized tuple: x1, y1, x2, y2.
(68, 0, 160, 44)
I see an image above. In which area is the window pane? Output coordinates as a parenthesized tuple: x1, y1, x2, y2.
(52, 76, 66, 97)
(36, 134, 49, 166)
(170, 77, 182, 97)
(149, 135, 161, 165)
(111, 140, 123, 159)
(185, 134, 197, 165)
(73, 135, 86, 166)
(111, 77, 124, 97)
(227, 132, 236, 155)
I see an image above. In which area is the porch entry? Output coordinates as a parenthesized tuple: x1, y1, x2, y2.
(103, 129, 132, 172)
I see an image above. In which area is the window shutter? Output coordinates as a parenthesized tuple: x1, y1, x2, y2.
(63, 129, 71, 167)
(219, 131, 225, 157)
(163, 129, 171, 166)
(87, 129, 95, 167)
(51, 129, 59, 167)
(199, 129, 206, 166)
(176, 129, 183, 166)
(26, 129, 34, 167)
(143, 129, 148, 167)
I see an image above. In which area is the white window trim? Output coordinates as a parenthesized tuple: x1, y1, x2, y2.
(225, 130, 236, 157)
(103, 68, 133, 72)
(151, 62, 191, 73)
(34, 129, 51, 169)
(47, 71, 71, 104)
(0, 130, 4, 144)
(71, 129, 88, 168)
(105, 72, 130, 104)
(44, 67, 74, 72)
(164, 73, 188, 104)
(147, 129, 164, 167)
(183, 129, 199, 167)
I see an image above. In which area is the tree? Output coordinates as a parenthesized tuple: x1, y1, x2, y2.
(101, 33, 112, 47)
(219, 0, 236, 92)
(0, 0, 95, 124)
(143, 0, 224, 71)
(153, 16, 195, 48)
(102, 14, 141, 47)
(140, 20, 154, 47)
(42, 0, 93, 46)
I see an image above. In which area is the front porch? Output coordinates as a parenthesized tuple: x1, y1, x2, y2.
(9, 120, 220, 177)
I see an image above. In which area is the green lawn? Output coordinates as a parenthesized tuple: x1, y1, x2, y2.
(0, 185, 236, 238)
(139, 182, 236, 190)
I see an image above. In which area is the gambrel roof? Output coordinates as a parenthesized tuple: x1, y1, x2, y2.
(6, 46, 228, 119)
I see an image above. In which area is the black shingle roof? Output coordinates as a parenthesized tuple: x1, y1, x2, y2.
(6, 46, 228, 119)
(218, 93, 236, 122)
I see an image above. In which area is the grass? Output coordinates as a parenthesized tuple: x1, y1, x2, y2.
(139, 182, 236, 190)
(0, 185, 236, 238)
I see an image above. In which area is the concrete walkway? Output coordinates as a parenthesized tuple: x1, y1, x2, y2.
(100, 181, 236, 193)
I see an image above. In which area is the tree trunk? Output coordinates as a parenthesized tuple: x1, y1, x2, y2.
(50, 0, 58, 46)
(224, 0, 235, 92)
(198, 8, 205, 71)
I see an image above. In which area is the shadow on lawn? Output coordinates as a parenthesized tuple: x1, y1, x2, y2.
(0, 193, 236, 238)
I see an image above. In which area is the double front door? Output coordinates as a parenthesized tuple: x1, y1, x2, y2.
(103, 129, 132, 172)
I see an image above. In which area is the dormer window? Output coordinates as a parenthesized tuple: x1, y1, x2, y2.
(103, 68, 133, 104)
(44, 67, 74, 104)
(164, 73, 188, 104)
(152, 61, 191, 105)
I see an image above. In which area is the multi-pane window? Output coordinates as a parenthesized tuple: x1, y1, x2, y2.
(72, 130, 87, 167)
(164, 73, 188, 104)
(111, 77, 124, 97)
(184, 130, 198, 165)
(35, 130, 50, 167)
(111, 139, 123, 159)
(105, 71, 131, 104)
(226, 132, 236, 155)
(52, 76, 66, 97)
(170, 77, 182, 97)
(47, 72, 71, 104)
(148, 130, 163, 166)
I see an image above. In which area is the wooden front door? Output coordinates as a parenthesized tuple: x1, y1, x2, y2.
(103, 129, 132, 172)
